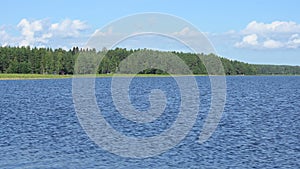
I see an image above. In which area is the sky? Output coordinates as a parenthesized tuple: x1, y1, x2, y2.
(0, 0, 300, 65)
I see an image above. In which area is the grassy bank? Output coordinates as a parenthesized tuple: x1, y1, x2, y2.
(0, 73, 206, 80)
(2, 73, 298, 80)
(0, 74, 72, 80)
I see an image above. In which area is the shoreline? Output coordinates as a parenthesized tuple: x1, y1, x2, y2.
(1, 73, 299, 80)
(0, 74, 73, 80)
(0, 74, 198, 80)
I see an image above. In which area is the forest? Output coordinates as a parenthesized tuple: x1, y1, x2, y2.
(0, 46, 300, 75)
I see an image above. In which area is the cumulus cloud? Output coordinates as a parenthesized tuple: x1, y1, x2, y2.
(235, 34, 258, 47)
(50, 19, 88, 38)
(287, 34, 300, 48)
(235, 21, 300, 49)
(0, 30, 9, 47)
(0, 18, 90, 48)
(18, 19, 43, 36)
(17, 19, 47, 46)
(0, 28, 20, 46)
(0, 30, 8, 39)
(263, 39, 283, 49)
(243, 21, 300, 34)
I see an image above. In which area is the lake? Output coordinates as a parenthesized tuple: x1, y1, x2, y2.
(0, 76, 299, 168)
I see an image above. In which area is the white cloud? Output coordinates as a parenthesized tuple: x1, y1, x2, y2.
(171, 27, 214, 53)
(0, 18, 90, 48)
(93, 27, 113, 36)
(1, 43, 8, 47)
(173, 27, 191, 36)
(4, 18, 299, 51)
(287, 34, 300, 48)
(17, 19, 45, 46)
(243, 21, 300, 34)
(41, 33, 53, 39)
(18, 19, 43, 35)
(0, 30, 8, 38)
(263, 39, 283, 48)
(235, 21, 300, 49)
(86, 27, 123, 49)
(235, 34, 258, 48)
(172, 27, 202, 37)
(50, 19, 88, 38)
(0, 29, 20, 46)
(0, 31, 9, 47)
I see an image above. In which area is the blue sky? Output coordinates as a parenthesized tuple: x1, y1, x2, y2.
(1, 0, 300, 65)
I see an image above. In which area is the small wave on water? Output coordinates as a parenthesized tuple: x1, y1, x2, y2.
(0, 76, 299, 168)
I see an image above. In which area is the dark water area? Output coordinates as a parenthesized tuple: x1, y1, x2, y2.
(0, 76, 299, 168)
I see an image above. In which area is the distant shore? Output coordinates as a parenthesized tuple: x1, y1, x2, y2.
(0, 73, 299, 80)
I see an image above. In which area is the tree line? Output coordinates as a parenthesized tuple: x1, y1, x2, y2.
(0, 46, 300, 75)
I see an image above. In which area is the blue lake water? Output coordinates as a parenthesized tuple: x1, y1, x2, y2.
(0, 76, 299, 168)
